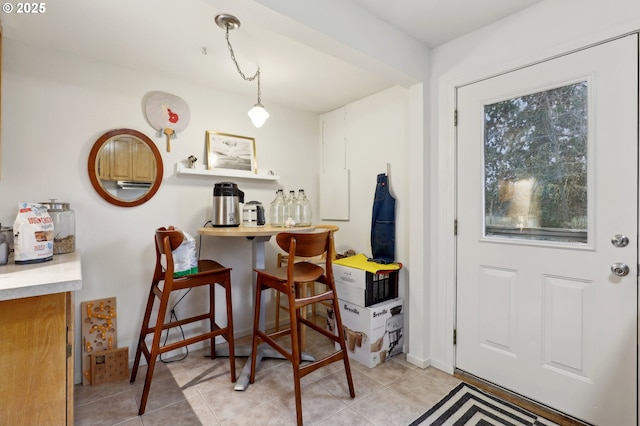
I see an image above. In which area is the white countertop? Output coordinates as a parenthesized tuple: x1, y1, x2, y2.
(0, 251, 82, 301)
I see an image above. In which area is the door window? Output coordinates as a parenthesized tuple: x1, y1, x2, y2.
(484, 82, 588, 243)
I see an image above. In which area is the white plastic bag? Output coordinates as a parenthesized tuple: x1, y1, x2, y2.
(172, 231, 198, 277)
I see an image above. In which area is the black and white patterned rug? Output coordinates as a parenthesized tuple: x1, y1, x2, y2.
(409, 383, 560, 426)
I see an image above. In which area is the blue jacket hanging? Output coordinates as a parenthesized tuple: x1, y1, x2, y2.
(370, 173, 395, 264)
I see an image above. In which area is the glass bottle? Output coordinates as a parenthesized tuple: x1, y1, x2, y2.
(298, 190, 312, 226)
(39, 199, 76, 254)
(293, 189, 304, 225)
(285, 190, 297, 226)
(269, 189, 286, 227)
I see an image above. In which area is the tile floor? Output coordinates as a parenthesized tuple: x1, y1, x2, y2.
(74, 329, 461, 426)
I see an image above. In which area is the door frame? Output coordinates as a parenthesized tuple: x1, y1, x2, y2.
(429, 31, 640, 417)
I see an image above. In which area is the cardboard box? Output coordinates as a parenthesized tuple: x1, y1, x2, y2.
(89, 347, 129, 385)
(327, 298, 404, 368)
(333, 263, 398, 307)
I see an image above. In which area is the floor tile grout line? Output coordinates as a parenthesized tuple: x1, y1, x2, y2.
(74, 319, 438, 426)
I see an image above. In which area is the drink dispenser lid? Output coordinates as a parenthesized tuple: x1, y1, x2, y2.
(213, 182, 244, 202)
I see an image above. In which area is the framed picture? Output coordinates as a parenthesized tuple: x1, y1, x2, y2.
(206, 131, 257, 173)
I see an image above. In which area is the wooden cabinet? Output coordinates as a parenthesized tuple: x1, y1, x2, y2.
(97, 139, 111, 180)
(110, 137, 134, 180)
(0, 292, 74, 425)
(1, 21, 3, 179)
(0, 252, 81, 426)
(98, 136, 156, 182)
(130, 139, 156, 181)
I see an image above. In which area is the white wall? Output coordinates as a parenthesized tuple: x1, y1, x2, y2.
(2, 36, 418, 383)
(319, 86, 411, 298)
(428, 0, 640, 372)
(320, 87, 409, 253)
(1, 39, 322, 382)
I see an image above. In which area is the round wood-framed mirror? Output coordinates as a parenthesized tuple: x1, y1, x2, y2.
(88, 129, 163, 207)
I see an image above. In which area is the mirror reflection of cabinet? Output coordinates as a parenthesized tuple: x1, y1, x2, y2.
(131, 140, 156, 181)
(97, 137, 156, 182)
(88, 129, 163, 207)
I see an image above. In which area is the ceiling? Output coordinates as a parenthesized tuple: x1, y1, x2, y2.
(352, 0, 541, 48)
(0, 0, 542, 114)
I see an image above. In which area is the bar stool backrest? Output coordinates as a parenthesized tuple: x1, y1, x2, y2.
(275, 230, 332, 263)
(155, 226, 184, 254)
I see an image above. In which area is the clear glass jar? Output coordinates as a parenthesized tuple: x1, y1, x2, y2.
(285, 190, 297, 225)
(297, 190, 312, 227)
(0, 226, 13, 263)
(269, 189, 286, 227)
(0, 230, 9, 265)
(293, 190, 303, 225)
(39, 199, 75, 254)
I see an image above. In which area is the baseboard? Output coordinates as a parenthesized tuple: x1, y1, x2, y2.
(405, 353, 431, 369)
(455, 370, 591, 426)
(427, 358, 452, 374)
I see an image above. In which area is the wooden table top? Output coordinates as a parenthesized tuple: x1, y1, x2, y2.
(197, 225, 315, 238)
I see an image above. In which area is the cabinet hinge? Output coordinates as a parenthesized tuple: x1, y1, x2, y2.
(454, 219, 458, 236)
(66, 326, 72, 358)
(454, 110, 458, 127)
(453, 329, 457, 345)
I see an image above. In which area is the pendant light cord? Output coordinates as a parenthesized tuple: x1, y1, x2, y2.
(224, 25, 263, 105)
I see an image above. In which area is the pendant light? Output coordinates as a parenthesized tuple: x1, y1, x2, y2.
(215, 14, 269, 128)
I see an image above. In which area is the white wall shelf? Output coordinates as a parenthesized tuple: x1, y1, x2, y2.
(175, 163, 280, 181)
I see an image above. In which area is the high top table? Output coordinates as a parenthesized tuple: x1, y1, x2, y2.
(197, 225, 317, 391)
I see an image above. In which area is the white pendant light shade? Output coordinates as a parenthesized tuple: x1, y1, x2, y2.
(248, 104, 270, 128)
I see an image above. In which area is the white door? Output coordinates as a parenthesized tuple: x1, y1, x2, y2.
(456, 34, 638, 425)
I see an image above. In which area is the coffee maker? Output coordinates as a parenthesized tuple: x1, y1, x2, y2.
(212, 182, 244, 227)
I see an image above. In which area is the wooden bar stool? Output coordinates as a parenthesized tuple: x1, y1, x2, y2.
(130, 226, 235, 415)
(250, 230, 354, 425)
(273, 225, 339, 350)
(273, 253, 316, 351)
